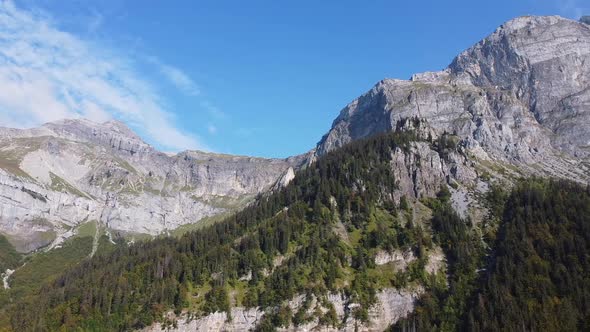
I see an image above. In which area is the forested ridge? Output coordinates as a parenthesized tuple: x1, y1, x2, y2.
(6, 130, 436, 331)
(2, 128, 590, 331)
(393, 179, 590, 332)
(466, 180, 590, 331)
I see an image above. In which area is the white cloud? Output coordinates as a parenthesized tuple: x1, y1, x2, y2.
(80, 100, 111, 123)
(146, 56, 200, 96)
(556, 0, 587, 19)
(87, 10, 103, 33)
(207, 123, 217, 135)
(0, 0, 206, 151)
(159, 63, 201, 96)
(201, 100, 227, 119)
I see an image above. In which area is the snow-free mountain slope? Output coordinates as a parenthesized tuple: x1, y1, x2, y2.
(0, 119, 296, 251)
(317, 16, 590, 179)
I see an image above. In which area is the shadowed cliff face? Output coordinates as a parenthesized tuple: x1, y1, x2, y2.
(317, 16, 590, 166)
(0, 119, 296, 252)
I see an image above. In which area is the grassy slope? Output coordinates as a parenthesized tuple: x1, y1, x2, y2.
(0, 234, 21, 272)
(0, 227, 120, 329)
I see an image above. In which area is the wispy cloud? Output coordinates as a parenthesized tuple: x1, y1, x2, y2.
(235, 127, 259, 137)
(201, 101, 226, 138)
(556, 0, 588, 19)
(207, 123, 217, 135)
(0, 0, 206, 151)
(201, 100, 227, 119)
(147, 56, 200, 96)
(86, 9, 103, 33)
(159, 63, 200, 96)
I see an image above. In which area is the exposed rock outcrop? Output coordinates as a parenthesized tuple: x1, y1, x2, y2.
(142, 288, 418, 332)
(374, 249, 416, 268)
(0, 119, 297, 251)
(315, 16, 590, 188)
(144, 308, 264, 332)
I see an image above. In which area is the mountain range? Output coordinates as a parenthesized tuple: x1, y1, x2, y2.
(1, 14, 590, 332)
(2, 15, 589, 254)
(0, 119, 303, 252)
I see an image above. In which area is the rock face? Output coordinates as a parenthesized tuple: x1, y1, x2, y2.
(374, 249, 416, 268)
(141, 15, 590, 332)
(0, 119, 296, 252)
(316, 16, 590, 187)
(143, 288, 418, 332)
(143, 308, 265, 332)
(450, 16, 590, 158)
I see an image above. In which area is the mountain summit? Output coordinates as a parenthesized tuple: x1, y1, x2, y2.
(319, 15, 590, 162)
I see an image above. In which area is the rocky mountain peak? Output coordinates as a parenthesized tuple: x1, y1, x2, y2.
(449, 15, 590, 157)
(449, 15, 589, 84)
(42, 118, 153, 157)
(316, 15, 590, 171)
(497, 15, 563, 32)
(43, 118, 143, 141)
(102, 119, 141, 138)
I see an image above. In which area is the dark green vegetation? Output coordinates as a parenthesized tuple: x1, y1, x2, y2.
(3, 237, 92, 303)
(5, 131, 435, 331)
(467, 180, 590, 331)
(2, 127, 590, 331)
(0, 234, 118, 329)
(393, 188, 485, 331)
(0, 234, 21, 272)
(393, 179, 590, 332)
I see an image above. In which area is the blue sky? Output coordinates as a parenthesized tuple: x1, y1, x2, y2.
(0, 0, 587, 157)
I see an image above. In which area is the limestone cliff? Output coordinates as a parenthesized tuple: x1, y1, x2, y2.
(316, 16, 590, 186)
(0, 119, 296, 251)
